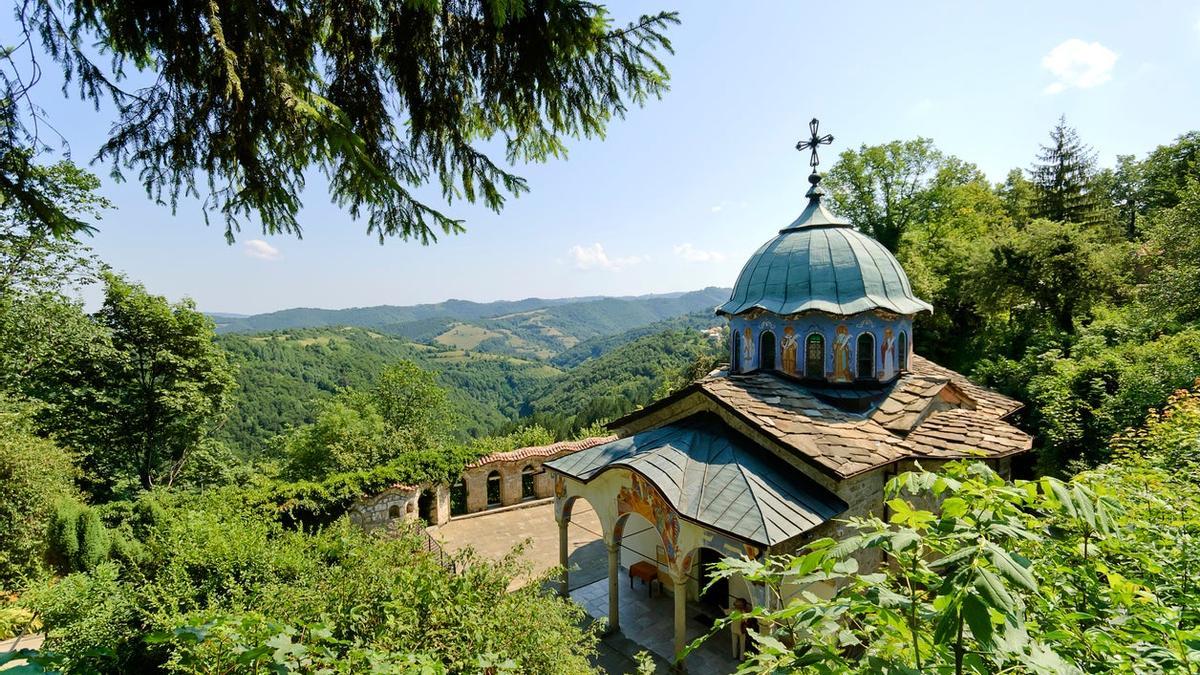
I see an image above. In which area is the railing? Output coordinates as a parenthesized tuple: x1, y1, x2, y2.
(417, 526, 457, 574)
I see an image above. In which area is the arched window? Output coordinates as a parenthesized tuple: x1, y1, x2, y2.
(731, 330, 741, 372)
(857, 333, 875, 379)
(486, 470, 502, 508)
(898, 331, 909, 371)
(759, 331, 776, 370)
(804, 333, 825, 379)
(521, 465, 537, 500)
(450, 478, 467, 516)
(388, 504, 401, 519)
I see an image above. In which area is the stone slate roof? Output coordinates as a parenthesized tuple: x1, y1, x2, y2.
(905, 408, 1032, 459)
(909, 355, 1023, 419)
(611, 355, 1030, 482)
(466, 435, 617, 468)
(545, 414, 847, 547)
(716, 224, 933, 318)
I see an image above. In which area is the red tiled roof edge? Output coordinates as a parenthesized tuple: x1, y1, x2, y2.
(466, 435, 618, 468)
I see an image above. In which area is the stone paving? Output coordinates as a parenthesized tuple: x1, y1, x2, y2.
(430, 500, 738, 674)
(431, 499, 608, 590)
(572, 576, 738, 674)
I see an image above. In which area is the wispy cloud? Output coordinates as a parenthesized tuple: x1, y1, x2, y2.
(567, 243, 647, 271)
(243, 239, 282, 261)
(1041, 39, 1118, 94)
(674, 243, 727, 263)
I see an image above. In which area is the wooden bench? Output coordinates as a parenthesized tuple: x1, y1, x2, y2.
(628, 561, 661, 597)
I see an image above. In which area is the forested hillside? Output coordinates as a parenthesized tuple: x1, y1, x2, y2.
(216, 329, 563, 452)
(217, 319, 724, 456)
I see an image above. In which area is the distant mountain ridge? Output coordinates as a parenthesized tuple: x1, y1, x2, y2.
(211, 287, 731, 337)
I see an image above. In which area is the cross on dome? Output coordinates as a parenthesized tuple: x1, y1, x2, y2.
(795, 118, 834, 171)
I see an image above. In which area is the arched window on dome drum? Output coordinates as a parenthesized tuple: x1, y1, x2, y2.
(759, 331, 776, 370)
(731, 330, 741, 372)
(804, 333, 825, 379)
(898, 331, 909, 371)
(857, 333, 875, 379)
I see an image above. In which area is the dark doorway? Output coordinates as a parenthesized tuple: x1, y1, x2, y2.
(698, 548, 729, 610)
(486, 471, 502, 508)
(450, 479, 467, 516)
(418, 491, 435, 523)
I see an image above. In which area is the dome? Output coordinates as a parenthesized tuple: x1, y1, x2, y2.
(717, 183, 932, 318)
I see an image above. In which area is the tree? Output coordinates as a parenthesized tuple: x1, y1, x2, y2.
(973, 219, 1111, 335)
(0, 159, 109, 297)
(7, 1, 678, 241)
(1029, 117, 1103, 226)
(282, 360, 454, 480)
(1138, 131, 1200, 215)
(824, 138, 980, 252)
(44, 274, 237, 494)
(1145, 179, 1200, 322)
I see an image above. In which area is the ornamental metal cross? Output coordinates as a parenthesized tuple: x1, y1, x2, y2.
(795, 118, 834, 170)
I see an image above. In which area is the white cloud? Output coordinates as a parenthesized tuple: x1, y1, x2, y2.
(243, 239, 282, 261)
(674, 243, 727, 263)
(710, 205, 723, 213)
(1041, 39, 1118, 94)
(567, 243, 646, 271)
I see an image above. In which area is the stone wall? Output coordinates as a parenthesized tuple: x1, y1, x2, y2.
(347, 486, 420, 530)
(458, 436, 616, 514)
(351, 437, 615, 529)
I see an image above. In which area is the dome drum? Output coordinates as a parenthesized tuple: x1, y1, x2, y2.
(729, 311, 912, 383)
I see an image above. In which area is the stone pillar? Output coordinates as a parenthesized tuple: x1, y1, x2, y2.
(434, 485, 450, 526)
(558, 516, 570, 597)
(673, 574, 688, 668)
(607, 540, 621, 634)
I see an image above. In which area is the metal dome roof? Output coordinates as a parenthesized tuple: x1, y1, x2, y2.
(717, 177, 932, 318)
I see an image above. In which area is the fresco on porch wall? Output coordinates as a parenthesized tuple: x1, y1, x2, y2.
(617, 473, 682, 565)
(729, 312, 913, 382)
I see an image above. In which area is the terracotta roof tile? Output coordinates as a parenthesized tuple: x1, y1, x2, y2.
(467, 435, 618, 468)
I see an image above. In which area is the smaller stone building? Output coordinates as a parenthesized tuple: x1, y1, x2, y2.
(349, 436, 615, 530)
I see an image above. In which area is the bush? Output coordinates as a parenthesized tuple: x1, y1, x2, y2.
(0, 397, 78, 591)
(25, 492, 599, 672)
(47, 499, 112, 575)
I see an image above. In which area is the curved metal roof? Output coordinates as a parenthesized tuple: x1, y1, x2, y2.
(716, 179, 932, 318)
(545, 414, 846, 546)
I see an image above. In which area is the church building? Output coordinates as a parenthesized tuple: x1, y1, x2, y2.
(545, 120, 1033, 666)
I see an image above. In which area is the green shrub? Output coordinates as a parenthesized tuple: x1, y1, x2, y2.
(0, 396, 78, 591)
(47, 499, 112, 575)
(75, 508, 111, 572)
(46, 500, 82, 576)
(26, 493, 598, 673)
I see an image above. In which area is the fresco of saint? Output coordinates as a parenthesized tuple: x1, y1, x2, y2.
(832, 324, 852, 382)
(780, 326, 798, 374)
(880, 327, 896, 377)
(742, 326, 755, 365)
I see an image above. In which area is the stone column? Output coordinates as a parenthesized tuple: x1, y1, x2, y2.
(673, 574, 688, 668)
(606, 540, 621, 634)
(558, 516, 570, 597)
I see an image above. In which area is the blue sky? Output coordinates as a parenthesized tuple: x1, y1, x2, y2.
(9, 1, 1200, 314)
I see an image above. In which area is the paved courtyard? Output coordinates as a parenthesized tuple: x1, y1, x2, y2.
(431, 499, 608, 590)
(431, 501, 738, 674)
(572, 576, 739, 675)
